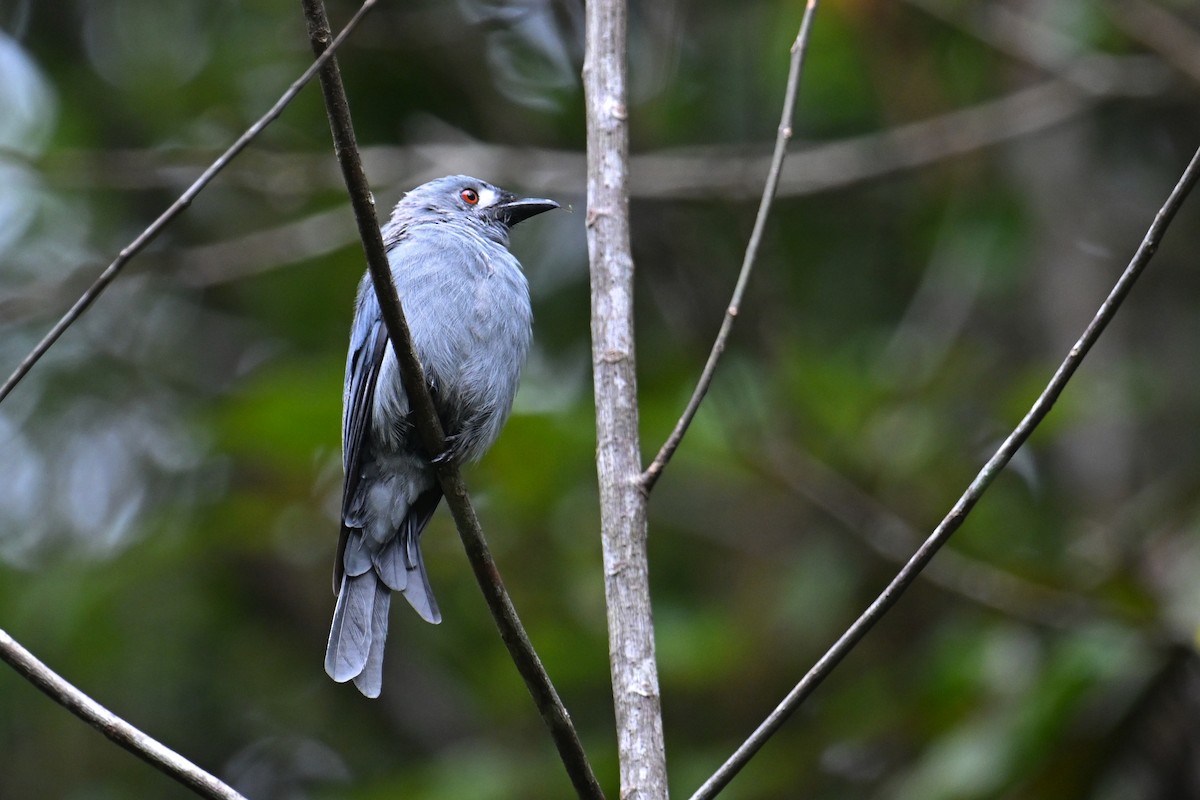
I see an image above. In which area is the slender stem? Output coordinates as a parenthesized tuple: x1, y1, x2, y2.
(689, 144, 1200, 800)
(0, 7, 373, 794)
(0, 1, 378, 406)
(760, 441, 1096, 629)
(584, 1, 667, 798)
(641, 0, 820, 492)
(299, 3, 602, 797)
(0, 629, 247, 800)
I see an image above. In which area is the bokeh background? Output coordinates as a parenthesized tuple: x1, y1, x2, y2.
(3, 0, 1200, 798)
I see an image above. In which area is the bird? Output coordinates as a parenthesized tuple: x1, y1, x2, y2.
(324, 175, 559, 697)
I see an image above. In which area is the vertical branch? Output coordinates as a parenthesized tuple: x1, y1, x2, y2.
(689, 142, 1200, 800)
(584, 1, 667, 798)
(641, 1, 819, 492)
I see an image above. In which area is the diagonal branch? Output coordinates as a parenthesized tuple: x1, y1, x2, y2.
(641, 0, 820, 493)
(758, 440, 1097, 629)
(0, 0, 378, 407)
(298, 3, 603, 798)
(0, 629, 247, 800)
(0, 6, 373, 795)
(689, 144, 1200, 800)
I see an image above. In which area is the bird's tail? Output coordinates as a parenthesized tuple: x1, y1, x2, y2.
(327, 487, 443, 697)
(401, 559, 441, 624)
(368, 535, 442, 625)
(325, 571, 390, 698)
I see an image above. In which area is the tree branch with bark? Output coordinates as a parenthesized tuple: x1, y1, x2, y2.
(0, 632, 247, 800)
(299, 2, 602, 797)
(584, 0, 668, 797)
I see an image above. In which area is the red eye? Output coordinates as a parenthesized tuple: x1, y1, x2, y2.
(461, 188, 479, 205)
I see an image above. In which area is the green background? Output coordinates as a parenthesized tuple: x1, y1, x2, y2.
(2, 0, 1200, 798)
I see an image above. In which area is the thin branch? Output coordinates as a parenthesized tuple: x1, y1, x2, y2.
(5, 50, 1163, 313)
(689, 144, 1200, 800)
(759, 440, 1097, 629)
(5, 66, 1152, 330)
(38, 42, 1162, 206)
(297, 3, 603, 798)
(641, 0, 819, 493)
(0, 7, 372, 792)
(584, 0, 667, 797)
(0, 628, 247, 800)
(0, 1, 378, 406)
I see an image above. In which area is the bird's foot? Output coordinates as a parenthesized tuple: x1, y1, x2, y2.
(431, 434, 460, 465)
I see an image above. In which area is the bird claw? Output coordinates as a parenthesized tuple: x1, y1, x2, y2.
(431, 434, 460, 465)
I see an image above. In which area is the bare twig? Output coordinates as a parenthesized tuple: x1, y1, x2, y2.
(759, 441, 1097, 629)
(641, 1, 819, 493)
(584, 0, 667, 797)
(0, 629, 247, 800)
(2, 52, 1162, 313)
(4, 68, 1151, 330)
(0, 5, 371, 790)
(38, 43, 1162, 207)
(689, 145, 1200, 800)
(0, 1, 377, 406)
(298, 3, 602, 798)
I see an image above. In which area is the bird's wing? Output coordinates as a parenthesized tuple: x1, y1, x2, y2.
(342, 313, 388, 515)
(334, 299, 389, 592)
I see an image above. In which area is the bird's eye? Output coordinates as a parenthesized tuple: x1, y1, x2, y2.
(461, 188, 479, 205)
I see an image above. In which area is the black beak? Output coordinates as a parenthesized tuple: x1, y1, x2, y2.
(493, 195, 561, 227)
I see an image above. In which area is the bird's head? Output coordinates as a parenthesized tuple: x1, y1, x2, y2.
(390, 175, 559, 242)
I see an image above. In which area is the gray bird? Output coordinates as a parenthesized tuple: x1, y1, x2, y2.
(325, 175, 559, 697)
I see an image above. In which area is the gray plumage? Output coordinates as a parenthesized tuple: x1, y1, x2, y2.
(325, 175, 558, 697)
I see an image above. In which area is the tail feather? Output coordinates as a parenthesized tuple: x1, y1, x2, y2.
(401, 545, 442, 624)
(352, 583, 390, 698)
(372, 536, 409, 592)
(341, 532, 374, 578)
(328, 486, 446, 695)
(325, 572, 379, 683)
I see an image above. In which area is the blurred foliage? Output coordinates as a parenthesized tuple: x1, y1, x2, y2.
(3, 0, 1200, 798)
